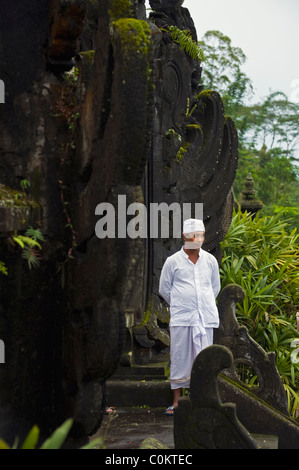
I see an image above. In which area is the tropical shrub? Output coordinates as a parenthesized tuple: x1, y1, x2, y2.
(220, 208, 299, 416)
(0, 418, 106, 449)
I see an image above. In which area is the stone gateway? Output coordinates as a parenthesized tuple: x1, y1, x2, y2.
(0, 0, 238, 446)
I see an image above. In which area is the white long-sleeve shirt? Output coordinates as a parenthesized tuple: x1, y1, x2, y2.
(159, 247, 221, 327)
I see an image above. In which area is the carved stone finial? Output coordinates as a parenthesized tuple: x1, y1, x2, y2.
(242, 172, 255, 199)
(174, 345, 258, 449)
(239, 173, 263, 215)
(190, 344, 233, 409)
(214, 284, 289, 414)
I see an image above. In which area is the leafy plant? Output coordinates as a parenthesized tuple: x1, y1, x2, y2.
(167, 25, 204, 62)
(0, 418, 107, 449)
(0, 261, 7, 276)
(220, 208, 299, 416)
(175, 143, 190, 163)
(10, 227, 44, 270)
(20, 179, 31, 191)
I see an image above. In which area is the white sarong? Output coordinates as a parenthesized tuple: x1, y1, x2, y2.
(169, 325, 213, 389)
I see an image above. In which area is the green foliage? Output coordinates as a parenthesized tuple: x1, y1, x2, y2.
(112, 18, 151, 57)
(20, 179, 30, 191)
(0, 183, 37, 208)
(220, 208, 299, 416)
(11, 227, 44, 270)
(0, 418, 105, 449)
(0, 261, 7, 276)
(165, 125, 190, 164)
(221, 208, 299, 325)
(234, 147, 299, 229)
(247, 91, 299, 155)
(199, 30, 253, 107)
(167, 26, 204, 62)
(199, 29, 299, 224)
(1, 226, 44, 275)
(175, 143, 190, 163)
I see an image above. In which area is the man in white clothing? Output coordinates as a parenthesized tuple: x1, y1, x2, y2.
(159, 218, 221, 414)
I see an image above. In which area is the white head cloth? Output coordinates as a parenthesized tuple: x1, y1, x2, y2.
(183, 218, 205, 234)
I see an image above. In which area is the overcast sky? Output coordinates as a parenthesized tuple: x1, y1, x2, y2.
(146, 0, 299, 104)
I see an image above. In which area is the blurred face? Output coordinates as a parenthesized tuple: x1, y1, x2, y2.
(183, 231, 205, 249)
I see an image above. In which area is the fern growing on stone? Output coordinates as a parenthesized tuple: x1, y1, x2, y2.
(11, 227, 44, 270)
(168, 25, 204, 62)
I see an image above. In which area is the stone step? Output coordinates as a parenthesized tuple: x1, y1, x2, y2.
(251, 433, 279, 449)
(110, 362, 169, 381)
(106, 379, 172, 408)
(106, 380, 280, 449)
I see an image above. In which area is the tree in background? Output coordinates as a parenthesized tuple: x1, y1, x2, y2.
(200, 31, 299, 416)
(248, 91, 299, 156)
(198, 30, 253, 107)
(199, 30, 299, 222)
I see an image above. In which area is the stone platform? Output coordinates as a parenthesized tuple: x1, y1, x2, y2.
(93, 406, 278, 450)
(106, 360, 172, 408)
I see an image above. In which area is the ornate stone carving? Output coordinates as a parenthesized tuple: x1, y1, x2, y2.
(174, 345, 258, 449)
(239, 173, 263, 216)
(214, 284, 289, 414)
(143, 0, 238, 353)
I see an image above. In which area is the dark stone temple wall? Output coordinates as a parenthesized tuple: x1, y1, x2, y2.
(0, 0, 238, 445)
